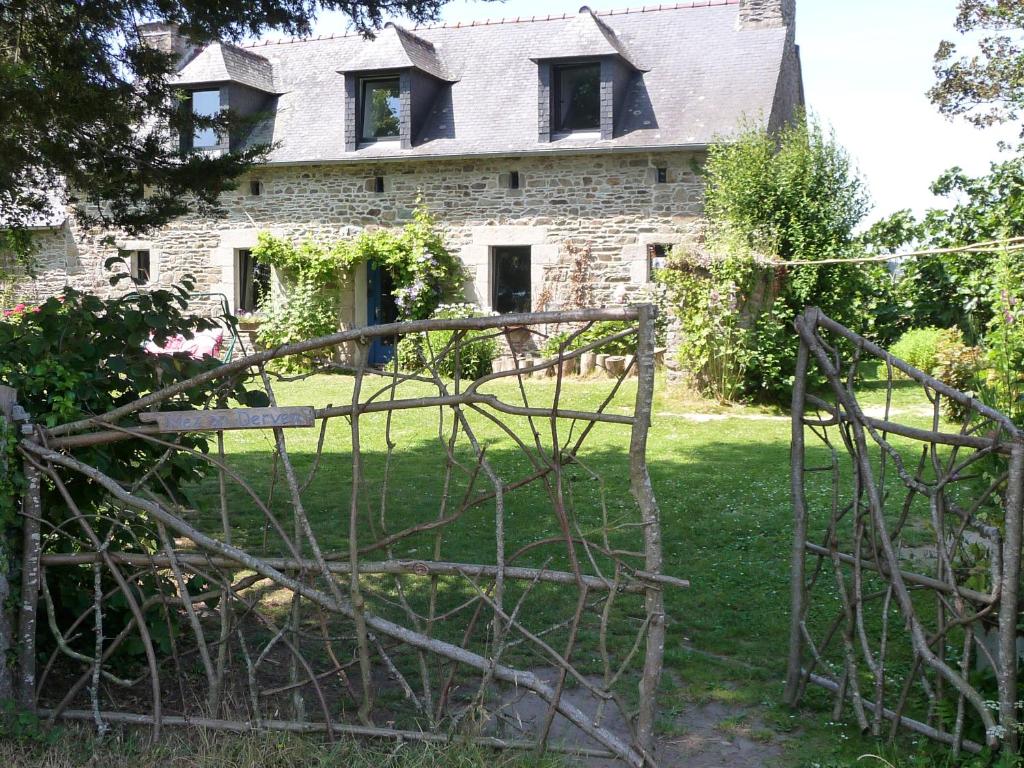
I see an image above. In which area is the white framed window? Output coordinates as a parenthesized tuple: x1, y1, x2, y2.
(191, 89, 221, 149)
(646, 244, 669, 281)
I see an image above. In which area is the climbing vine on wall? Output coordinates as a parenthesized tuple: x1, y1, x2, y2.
(252, 202, 466, 326)
(657, 246, 762, 402)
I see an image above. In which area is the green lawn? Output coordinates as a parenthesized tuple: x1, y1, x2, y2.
(183, 368, 955, 766)
(18, 367, 974, 766)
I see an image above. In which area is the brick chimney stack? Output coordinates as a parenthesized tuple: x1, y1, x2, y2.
(738, 0, 795, 33)
(137, 21, 197, 69)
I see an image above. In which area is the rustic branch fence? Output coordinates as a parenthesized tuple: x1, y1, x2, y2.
(787, 307, 1024, 755)
(8, 306, 679, 767)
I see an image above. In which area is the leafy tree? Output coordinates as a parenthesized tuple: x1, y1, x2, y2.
(704, 114, 870, 263)
(691, 114, 876, 399)
(0, 0, 471, 263)
(864, 157, 1024, 340)
(929, 0, 1024, 131)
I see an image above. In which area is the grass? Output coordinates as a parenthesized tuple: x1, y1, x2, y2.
(27, 367, 985, 766)
(0, 724, 567, 768)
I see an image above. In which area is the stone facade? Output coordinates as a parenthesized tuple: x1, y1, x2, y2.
(13, 150, 705, 331)
(7, 0, 804, 346)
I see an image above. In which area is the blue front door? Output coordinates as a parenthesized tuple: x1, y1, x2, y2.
(367, 262, 397, 366)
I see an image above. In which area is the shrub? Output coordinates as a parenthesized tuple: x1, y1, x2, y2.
(889, 327, 948, 375)
(540, 321, 635, 359)
(934, 330, 982, 423)
(397, 303, 498, 380)
(257, 276, 339, 373)
(0, 279, 265, 671)
(684, 113, 875, 401)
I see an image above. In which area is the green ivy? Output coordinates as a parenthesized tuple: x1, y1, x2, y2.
(657, 250, 757, 402)
(257, 276, 340, 373)
(252, 202, 466, 325)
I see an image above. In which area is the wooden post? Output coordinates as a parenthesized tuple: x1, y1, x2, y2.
(997, 443, 1024, 751)
(17, 423, 41, 709)
(785, 310, 813, 705)
(630, 304, 664, 762)
(0, 386, 17, 702)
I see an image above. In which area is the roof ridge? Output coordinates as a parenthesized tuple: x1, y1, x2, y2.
(241, 0, 738, 48)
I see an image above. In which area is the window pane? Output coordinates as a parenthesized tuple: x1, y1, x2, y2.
(555, 64, 600, 132)
(492, 246, 531, 314)
(192, 89, 220, 148)
(134, 250, 151, 284)
(361, 79, 401, 140)
(238, 249, 272, 312)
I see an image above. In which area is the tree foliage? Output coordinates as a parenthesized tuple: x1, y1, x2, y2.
(865, 156, 1024, 340)
(0, 0, 471, 260)
(929, 0, 1024, 131)
(672, 114, 876, 401)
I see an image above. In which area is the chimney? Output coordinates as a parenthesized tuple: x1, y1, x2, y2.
(738, 0, 795, 32)
(137, 21, 197, 68)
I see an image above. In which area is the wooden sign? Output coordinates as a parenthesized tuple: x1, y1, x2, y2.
(139, 406, 316, 432)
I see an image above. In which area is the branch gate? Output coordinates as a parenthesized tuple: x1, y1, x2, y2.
(8, 306, 681, 767)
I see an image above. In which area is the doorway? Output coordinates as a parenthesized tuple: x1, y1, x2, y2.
(366, 262, 398, 366)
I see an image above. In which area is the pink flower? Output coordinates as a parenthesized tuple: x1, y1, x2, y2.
(11, 303, 25, 314)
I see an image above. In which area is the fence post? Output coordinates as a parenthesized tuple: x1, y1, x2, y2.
(16, 418, 41, 710)
(997, 443, 1024, 752)
(0, 386, 16, 702)
(785, 311, 813, 705)
(630, 304, 664, 761)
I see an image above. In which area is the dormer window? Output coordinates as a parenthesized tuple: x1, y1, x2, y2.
(190, 89, 221, 148)
(341, 25, 453, 151)
(360, 77, 401, 142)
(553, 63, 600, 133)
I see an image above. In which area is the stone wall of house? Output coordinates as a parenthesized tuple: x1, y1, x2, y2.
(15, 150, 705, 333)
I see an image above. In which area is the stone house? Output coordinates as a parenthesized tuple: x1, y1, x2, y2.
(11, 0, 801, 363)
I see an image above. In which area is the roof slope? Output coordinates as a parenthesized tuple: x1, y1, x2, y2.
(175, 42, 278, 92)
(530, 7, 638, 67)
(236, 1, 791, 164)
(340, 24, 452, 81)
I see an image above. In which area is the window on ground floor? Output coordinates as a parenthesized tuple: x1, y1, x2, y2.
(646, 243, 669, 281)
(236, 248, 271, 312)
(119, 249, 152, 285)
(491, 246, 531, 314)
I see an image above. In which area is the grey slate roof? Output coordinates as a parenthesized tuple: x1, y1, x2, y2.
(229, 0, 791, 164)
(340, 25, 452, 81)
(175, 42, 278, 93)
(529, 8, 638, 68)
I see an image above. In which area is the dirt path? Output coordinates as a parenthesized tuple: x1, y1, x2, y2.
(490, 669, 785, 767)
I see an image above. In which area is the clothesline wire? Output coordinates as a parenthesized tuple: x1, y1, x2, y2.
(678, 236, 1024, 269)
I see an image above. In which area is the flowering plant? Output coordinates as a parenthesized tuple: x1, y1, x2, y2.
(1, 301, 43, 321)
(252, 201, 465, 325)
(335, 203, 466, 321)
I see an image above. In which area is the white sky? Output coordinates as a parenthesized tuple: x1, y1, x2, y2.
(304, 0, 1018, 222)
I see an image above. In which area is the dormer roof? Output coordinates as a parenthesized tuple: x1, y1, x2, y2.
(174, 42, 278, 93)
(189, 1, 799, 163)
(530, 7, 639, 69)
(338, 24, 453, 81)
